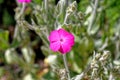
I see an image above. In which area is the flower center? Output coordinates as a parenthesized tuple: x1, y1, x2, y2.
(60, 38, 63, 42)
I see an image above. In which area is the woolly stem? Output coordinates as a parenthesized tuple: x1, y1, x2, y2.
(44, 0, 48, 13)
(21, 3, 26, 15)
(17, 2, 26, 19)
(63, 54, 70, 80)
(87, 0, 99, 33)
(64, 13, 69, 25)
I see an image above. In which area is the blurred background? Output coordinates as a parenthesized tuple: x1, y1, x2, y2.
(0, 0, 120, 80)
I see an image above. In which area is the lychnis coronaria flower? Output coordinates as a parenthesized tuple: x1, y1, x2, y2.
(18, 0, 31, 3)
(49, 28, 75, 54)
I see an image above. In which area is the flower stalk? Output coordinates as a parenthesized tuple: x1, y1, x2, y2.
(20, 2, 26, 16)
(16, 2, 26, 19)
(63, 54, 71, 80)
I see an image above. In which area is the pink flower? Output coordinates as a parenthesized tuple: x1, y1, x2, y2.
(49, 28, 75, 54)
(18, 0, 31, 3)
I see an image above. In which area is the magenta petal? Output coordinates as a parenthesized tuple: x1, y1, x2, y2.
(49, 30, 60, 42)
(65, 34, 75, 46)
(65, 39, 74, 46)
(58, 29, 74, 46)
(59, 43, 71, 54)
(58, 29, 69, 37)
(50, 41, 60, 52)
(59, 46, 64, 54)
(18, 0, 31, 3)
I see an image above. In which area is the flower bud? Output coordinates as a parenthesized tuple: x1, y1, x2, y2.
(66, 1, 77, 15)
(99, 51, 110, 61)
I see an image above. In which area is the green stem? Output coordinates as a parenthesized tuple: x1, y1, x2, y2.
(17, 2, 26, 19)
(63, 54, 70, 80)
(21, 3, 26, 15)
(87, 0, 99, 33)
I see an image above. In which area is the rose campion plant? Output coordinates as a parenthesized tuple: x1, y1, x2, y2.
(18, 0, 31, 3)
(49, 28, 75, 54)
